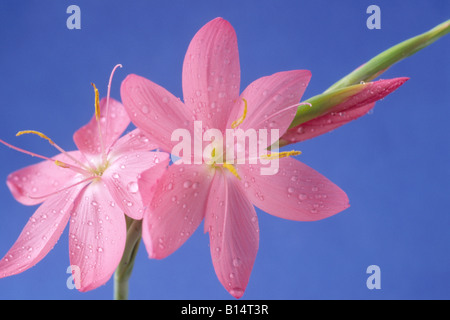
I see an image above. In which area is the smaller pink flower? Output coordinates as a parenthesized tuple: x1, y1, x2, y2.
(0, 66, 169, 291)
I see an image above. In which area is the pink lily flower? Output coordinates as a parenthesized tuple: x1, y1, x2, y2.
(121, 18, 349, 298)
(0, 65, 169, 291)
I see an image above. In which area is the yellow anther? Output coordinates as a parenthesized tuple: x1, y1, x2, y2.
(231, 98, 248, 129)
(16, 130, 55, 145)
(260, 150, 302, 160)
(211, 147, 216, 158)
(223, 163, 241, 180)
(91, 83, 100, 120)
(54, 160, 70, 168)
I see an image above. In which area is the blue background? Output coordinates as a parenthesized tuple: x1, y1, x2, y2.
(0, 0, 448, 300)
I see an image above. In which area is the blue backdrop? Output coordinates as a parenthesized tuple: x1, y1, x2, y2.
(0, 0, 448, 300)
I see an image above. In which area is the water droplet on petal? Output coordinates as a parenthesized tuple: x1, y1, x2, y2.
(183, 180, 192, 189)
(127, 181, 139, 194)
(232, 258, 242, 267)
(298, 193, 307, 201)
(230, 288, 244, 298)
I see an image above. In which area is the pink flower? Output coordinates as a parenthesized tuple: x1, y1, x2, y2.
(121, 18, 349, 298)
(0, 66, 169, 291)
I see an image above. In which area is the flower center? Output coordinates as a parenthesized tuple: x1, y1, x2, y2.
(206, 98, 303, 179)
(89, 159, 110, 177)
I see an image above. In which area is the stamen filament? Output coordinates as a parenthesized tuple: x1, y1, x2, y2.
(231, 98, 248, 129)
(91, 83, 101, 120)
(0, 137, 54, 162)
(27, 176, 95, 200)
(91, 82, 107, 161)
(223, 162, 241, 180)
(16, 130, 91, 171)
(0, 137, 91, 175)
(260, 150, 302, 160)
(103, 64, 122, 159)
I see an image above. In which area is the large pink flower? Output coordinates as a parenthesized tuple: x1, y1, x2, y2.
(0, 72, 169, 291)
(121, 18, 349, 298)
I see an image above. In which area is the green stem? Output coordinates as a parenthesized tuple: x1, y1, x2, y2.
(114, 217, 142, 300)
(324, 19, 450, 93)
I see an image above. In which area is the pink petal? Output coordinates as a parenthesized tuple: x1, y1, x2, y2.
(136, 155, 171, 207)
(239, 157, 349, 221)
(120, 74, 194, 153)
(223, 70, 311, 153)
(102, 151, 170, 220)
(182, 17, 241, 131)
(205, 170, 259, 299)
(73, 97, 130, 156)
(68, 182, 126, 292)
(141, 162, 213, 259)
(282, 77, 409, 143)
(0, 183, 85, 278)
(226, 70, 311, 147)
(6, 151, 85, 206)
(109, 128, 159, 155)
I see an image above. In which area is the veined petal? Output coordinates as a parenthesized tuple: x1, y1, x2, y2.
(282, 77, 409, 144)
(227, 70, 311, 146)
(182, 17, 241, 131)
(103, 151, 170, 220)
(68, 181, 126, 292)
(7, 151, 85, 206)
(73, 98, 130, 157)
(136, 155, 171, 207)
(239, 157, 349, 221)
(0, 182, 85, 278)
(120, 74, 194, 153)
(109, 128, 159, 156)
(205, 170, 259, 299)
(141, 162, 213, 259)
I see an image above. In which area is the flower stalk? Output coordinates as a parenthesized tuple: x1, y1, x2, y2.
(114, 217, 142, 300)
